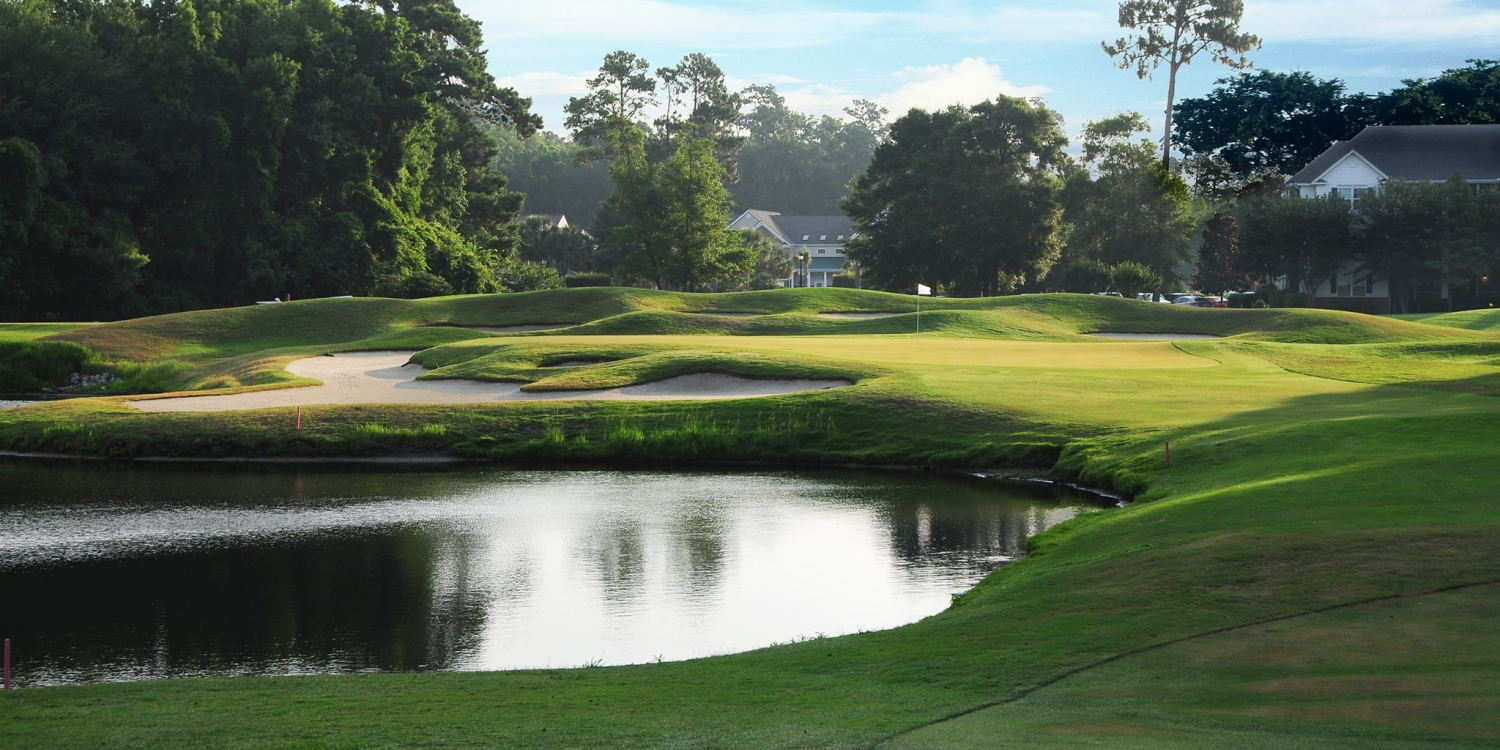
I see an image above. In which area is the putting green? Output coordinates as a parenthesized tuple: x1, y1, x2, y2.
(529, 335, 1219, 370)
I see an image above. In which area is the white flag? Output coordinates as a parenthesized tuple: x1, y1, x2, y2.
(916, 284, 932, 296)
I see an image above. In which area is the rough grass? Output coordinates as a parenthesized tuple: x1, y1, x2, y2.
(0, 323, 94, 343)
(5, 289, 1500, 749)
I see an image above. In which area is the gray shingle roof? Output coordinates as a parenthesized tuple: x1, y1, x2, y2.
(765, 215, 855, 245)
(1290, 125, 1500, 184)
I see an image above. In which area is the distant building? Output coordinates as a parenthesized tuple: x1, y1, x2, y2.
(530, 214, 570, 231)
(729, 210, 859, 288)
(1288, 125, 1500, 313)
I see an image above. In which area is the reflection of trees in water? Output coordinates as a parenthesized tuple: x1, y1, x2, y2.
(882, 491, 1082, 572)
(575, 496, 727, 611)
(0, 529, 491, 684)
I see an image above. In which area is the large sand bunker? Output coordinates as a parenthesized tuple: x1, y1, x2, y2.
(130, 352, 850, 413)
(817, 312, 899, 320)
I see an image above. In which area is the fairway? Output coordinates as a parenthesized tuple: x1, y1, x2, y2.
(516, 335, 1222, 369)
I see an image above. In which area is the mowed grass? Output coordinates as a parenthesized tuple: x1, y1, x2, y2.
(1393, 308, 1500, 332)
(0, 323, 93, 343)
(4, 289, 1500, 749)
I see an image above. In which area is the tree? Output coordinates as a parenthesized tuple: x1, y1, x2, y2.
(1103, 0, 1261, 169)
(655, 54, 745, 174)
(1378, 60, 1500, 125)
(1111, 261, 1163, 300)
(564, 51, 658, 162)
(1173, 71, 1370, 177)
(605, 120, 746, 291)
(730, 230, 793, 291)
(518, 216, 598, 274)
(1064, 113, 1202, 282)
(1056, 259, 1114, 293)
(1240, 194, 1352, 304)
(1359, 176, 1488, 313)
(843, 97, 1069, 297)
(1193, 212, 1245, 295)
(0, 0, 538, 319)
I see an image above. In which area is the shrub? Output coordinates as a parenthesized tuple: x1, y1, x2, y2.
(830, 274, 858, 289)
(1057, 259, 1113, 293)
(1110, 262, 1163, 301)
(564, 272, 613, 288)
(0, 341, 95, 392)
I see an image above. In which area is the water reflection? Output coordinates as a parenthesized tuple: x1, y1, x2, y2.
(0, 461, 1099, 686)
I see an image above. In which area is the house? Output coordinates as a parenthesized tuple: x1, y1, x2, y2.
(729, 210, 859, 288)
(1288, 124, 1500, 313)
(531, 214, 570, 231)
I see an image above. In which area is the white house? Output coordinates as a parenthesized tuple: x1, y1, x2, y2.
(729, 210, 859, 288)
(1287, 124, 1500, 313)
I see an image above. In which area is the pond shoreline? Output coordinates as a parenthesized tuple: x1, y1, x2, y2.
(0, 448, 1129, 503)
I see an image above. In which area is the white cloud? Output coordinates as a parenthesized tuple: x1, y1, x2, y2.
(495, 70, 593, 98)
(875, 58, 1050, 116)
(472, 0, 886, 50)
(1245, 0, 1500, 43)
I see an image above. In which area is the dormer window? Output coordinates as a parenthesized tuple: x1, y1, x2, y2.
(836, 235, 844, 240)
(819, 234, 827, 241)
(802, 235, 810, 241)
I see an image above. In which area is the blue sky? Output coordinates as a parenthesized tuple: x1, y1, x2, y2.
(463, 0, 1500, 140)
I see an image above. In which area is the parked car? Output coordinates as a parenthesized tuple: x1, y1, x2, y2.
(1171, 295, 1201, 306)
(1093, 291, 1123, 297)
(1136, 293, 1173, 304)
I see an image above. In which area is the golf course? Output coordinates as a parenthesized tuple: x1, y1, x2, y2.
(2, 288, 1499, 748)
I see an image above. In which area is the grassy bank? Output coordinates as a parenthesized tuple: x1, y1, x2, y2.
(3, 289, 1499, 748)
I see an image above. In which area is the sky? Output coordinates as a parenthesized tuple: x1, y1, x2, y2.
(463, 0, 1500, 140)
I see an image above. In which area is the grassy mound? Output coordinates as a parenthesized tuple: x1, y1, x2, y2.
(1395, 308, 1500, 332)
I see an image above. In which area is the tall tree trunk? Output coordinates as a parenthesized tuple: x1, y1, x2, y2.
(1162, 60, 1181, 172)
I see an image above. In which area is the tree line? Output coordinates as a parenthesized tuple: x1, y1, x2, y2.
(0, 0, 550, 321)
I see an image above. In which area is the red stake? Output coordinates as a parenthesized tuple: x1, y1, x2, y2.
(296, 406, 302, 431)
(1165, 441, 1171, 469)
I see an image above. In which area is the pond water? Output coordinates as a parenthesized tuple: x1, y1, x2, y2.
(0, 400, 33, 410)
(0, 461, 1098, 686)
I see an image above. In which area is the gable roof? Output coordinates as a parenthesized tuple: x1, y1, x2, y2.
(1290, 125, 1500, 184)
(762, 215, 856, 245)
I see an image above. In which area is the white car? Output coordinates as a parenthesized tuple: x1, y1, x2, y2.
(1136, 293, 1173, 304)
(1171, 295, 1201, 306)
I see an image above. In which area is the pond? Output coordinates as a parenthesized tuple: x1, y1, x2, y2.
(0, 461, 1100, 686)
(0, 401, 34, 410)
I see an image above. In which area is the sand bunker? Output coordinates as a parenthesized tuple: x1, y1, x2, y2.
(1086, 333, 1223, 341)
(818, 312, 899, 320)
(469, 324, 574, 334)
(129, 352, 849, 413)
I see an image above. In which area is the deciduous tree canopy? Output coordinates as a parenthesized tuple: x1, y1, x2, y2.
(843, 97, 1069, 297)
(0, 0, 541, 320)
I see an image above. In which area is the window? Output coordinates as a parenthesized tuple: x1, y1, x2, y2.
(1329, 273, 1338, 294)
(818, 248, 826, 254)
(802, 235, 810, 241)
(820, 234, 827, 241)
(837, 234, 845, 240)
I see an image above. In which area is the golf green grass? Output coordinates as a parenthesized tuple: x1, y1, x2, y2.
(2, 289, 1498, 749)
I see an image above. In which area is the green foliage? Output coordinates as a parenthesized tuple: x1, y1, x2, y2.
(0, 341, 95, 391)
(1360, 176, 1495, 313)
(844, 97, 1069, 297)
(1239, 194, 1353, 301)
(1055, 259, 1114, 293)
(1103, 0, 1261, 166)
(0, 0, 538, 320)
(1192, 211, 1245, 296)
(1109, 261, 1163, 300)
(518, 216, 599, 274)
(1064, 113, 1202, 279)
(733, 86, 887, 214)
(606, 122, 748, 291)
(1174, 71, 1371, 176)
(1176, 61, 1500, 180)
